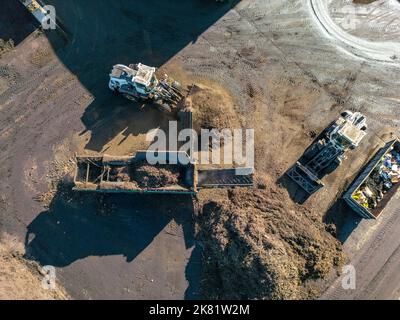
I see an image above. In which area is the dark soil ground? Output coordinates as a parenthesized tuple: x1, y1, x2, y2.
(2, 0, 399, 300)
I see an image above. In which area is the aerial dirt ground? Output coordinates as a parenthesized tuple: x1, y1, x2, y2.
(0, 0, 399, 299)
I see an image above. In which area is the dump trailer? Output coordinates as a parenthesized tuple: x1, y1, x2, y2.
(73, 151, 254, 194)
(108, 63, 185, 113)
(287, 111, 367, 195)
(343, 140, 400, 219)
(74, 151, 197, 195)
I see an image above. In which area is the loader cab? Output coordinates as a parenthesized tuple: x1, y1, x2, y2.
(133, 76, 158, 94)
(109, 63, 158, 95)
(332, 121, 366, 150)
(327, 111, 367, 150)
(333, 133, 354, 150)
(131, 63, 157, 94)
(133, 82, 148, 94)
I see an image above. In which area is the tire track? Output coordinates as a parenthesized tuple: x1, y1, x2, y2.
(309, 0, 400, 64)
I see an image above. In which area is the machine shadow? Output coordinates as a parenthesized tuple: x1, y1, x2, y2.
(277, 174, 310, 205)
(323, 199, 362, 243)
(25, 180, 202, 299)
(0, 0, 38, 45)
(25, 0, 239, 298)
(43, 0, 240, 152)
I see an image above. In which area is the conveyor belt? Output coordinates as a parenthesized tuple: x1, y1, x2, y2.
(197, 167, 254, 188)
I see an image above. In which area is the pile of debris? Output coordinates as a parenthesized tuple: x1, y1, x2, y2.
(132, 162, 180, 188)
(184, 84, 240, 133)
(352, 145, 400, 210)
(108, 166, 131, 182)
(196, 179, 343, 300)
(35, 155, 76, 208)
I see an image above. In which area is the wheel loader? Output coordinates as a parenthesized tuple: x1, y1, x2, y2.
(108, 63, 185, 112)
(287, 110, 367, 195)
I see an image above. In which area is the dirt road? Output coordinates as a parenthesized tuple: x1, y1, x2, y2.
(0, 0, 399, 299)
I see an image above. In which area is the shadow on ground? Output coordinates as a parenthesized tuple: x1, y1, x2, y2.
(25, 180, 202, 299)
(0, 0, 38, 45)
(21, 0, 239, 299)
(324, 199, 362, 243)
(279, 175, 362, 242)
(277, 175, 310, 205)
(43, 0, 240, 152)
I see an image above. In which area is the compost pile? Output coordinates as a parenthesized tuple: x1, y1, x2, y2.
(196, 182, 343, 300)
(184, 84, 240, 133)
(133, 162, 180, 188)
(108, 166, 131, 182)
(352, 145, 400, 210)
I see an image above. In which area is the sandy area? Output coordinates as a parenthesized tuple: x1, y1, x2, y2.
(0, 233, 69, 300)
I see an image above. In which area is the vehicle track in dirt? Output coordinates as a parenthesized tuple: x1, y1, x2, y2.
(309, 0, 400, 63)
